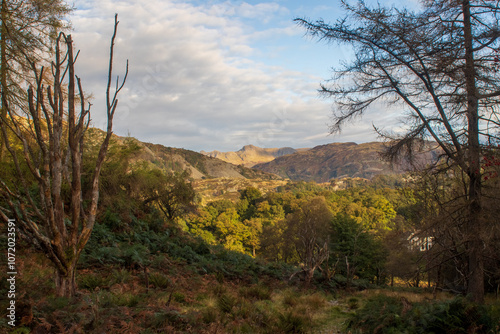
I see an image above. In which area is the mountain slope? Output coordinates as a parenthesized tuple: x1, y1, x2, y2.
(91, 128, 280, 181)
(134, 141, 281, 180)
(252, 142, 440, 182)
(201, 145, 298, 167)
(108, 138, 286, 204)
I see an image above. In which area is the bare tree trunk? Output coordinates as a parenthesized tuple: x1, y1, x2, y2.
(55, 264, 77, 298)
(433, 265, 441, 300)
(462, 0, 484, 304)
(304, 268, 314, 287)
(345, 256, 352, 290)
(0, 0, 7, 160)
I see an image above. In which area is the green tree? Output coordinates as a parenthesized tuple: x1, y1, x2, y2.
(259, 218, 289, 262)
(207, 199, 234, 215)
(186, 206, 218, 245)
(384, 229, 421, 287)
(296, 0, 500, 302)
(256, 199, 285, 220)
(188, 201, 260, 254)
(331, 214, 387, 288)
(240, 186, 262, 203)
(140, 169, 196, 222)
(330, 188, 397, 232)
(214, 207, 248, 252)
(237, 186, 262, 220)
(84, 135, 142, 217)
(286, 196, 333, 285)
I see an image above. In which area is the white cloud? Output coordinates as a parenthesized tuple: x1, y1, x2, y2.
(70, 0, 389, 152)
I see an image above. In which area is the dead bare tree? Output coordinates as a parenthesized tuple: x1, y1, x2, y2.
(0, 14, 128, 297)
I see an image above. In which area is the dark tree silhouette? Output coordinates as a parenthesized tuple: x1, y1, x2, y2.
(296, 0, 500, 302)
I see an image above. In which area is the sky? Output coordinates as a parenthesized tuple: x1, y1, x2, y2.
(70, 0, 415, 152)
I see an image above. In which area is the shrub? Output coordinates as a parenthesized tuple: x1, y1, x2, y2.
(276, 311, 308, 333)
(79, 273, 112, 291)
(347, 295, 500, 334)
(347, 297, 359, 310)
(111, 268, 132, 284)
(201, 307, 218, 324)
(99, 291, 141, 308)
(101, 209, 122, 231)
(212, 283, 227, 297)
(346, 295, 405, 332)
(81, 246, 124, 266)
(234, 299, 256, 319)
(121, 243, 150, 268)
(172, 292, 186, 303)
(150, 254, 171, 269)
(239, 285, 272, 301)
(282, 290, 300, 308)
(418, 298, 495, 334)
(150, 310, 187, 330)
(148, 272, 171, 289)
(302, 293, 327, 311)
(217, 294, 237, 314)
(44, 296, 71, 313)
(250, 303, 273, 330)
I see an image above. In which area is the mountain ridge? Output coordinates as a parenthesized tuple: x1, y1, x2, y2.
(252, 141, 440, 182)
(107, 130, 438, 185)
(135, 141, 281, 181)
(201, 145, 299, 167)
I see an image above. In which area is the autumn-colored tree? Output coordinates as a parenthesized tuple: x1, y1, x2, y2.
(243, 217, 263, 257)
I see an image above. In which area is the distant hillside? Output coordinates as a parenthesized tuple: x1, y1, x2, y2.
(131, 141, 280, 181)
(252, 142, 440, 182)
(201, 145, 298, 167)
(87, 128, 280, 182)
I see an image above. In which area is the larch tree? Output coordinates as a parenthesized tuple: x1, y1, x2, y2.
(296, 0, 500, 303)
(0, 14, 128, 297)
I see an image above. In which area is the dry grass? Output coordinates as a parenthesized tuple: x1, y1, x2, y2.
(6, 250, 472, 334)
(354, 287, 453, 303)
